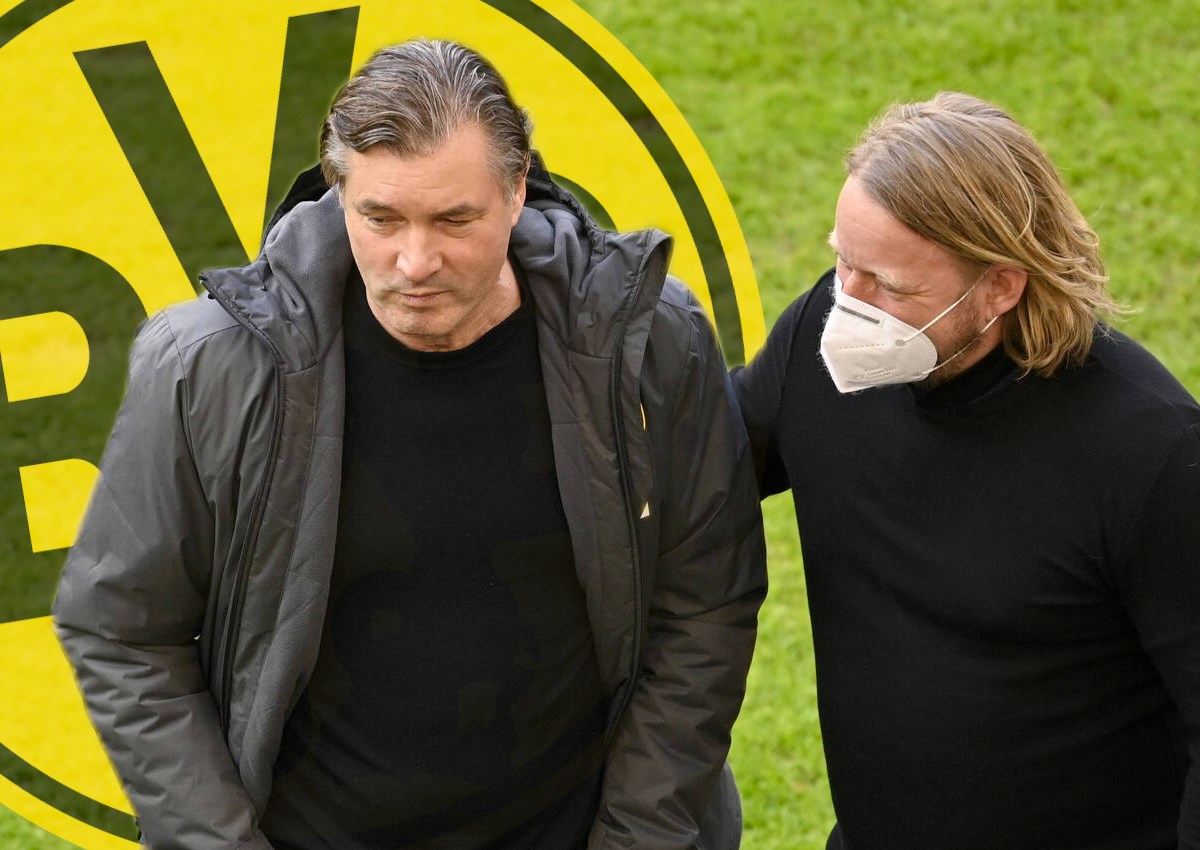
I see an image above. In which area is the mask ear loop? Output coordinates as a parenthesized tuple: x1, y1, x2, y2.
(925, 314, 1001, 376)
(896, 266, 993, 348)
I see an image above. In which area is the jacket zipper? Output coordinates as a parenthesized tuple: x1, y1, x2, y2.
(602, 251, 656, 745)
(200, 273, 288, 734)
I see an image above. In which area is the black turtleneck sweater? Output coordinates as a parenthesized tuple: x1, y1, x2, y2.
(734, 270, 1200, 850)
(262, 270, 606, 849)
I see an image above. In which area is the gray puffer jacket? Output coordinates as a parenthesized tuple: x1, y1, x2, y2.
(53, 166, 767, 849)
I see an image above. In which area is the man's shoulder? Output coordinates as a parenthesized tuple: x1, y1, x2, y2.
(159, 292, 241, 342)
(137, 289, 271, 376)
(655, 275, 702, 318)
(1085, 327, 1199, 415)
(1059, 327, 1200, 457)
(740, 273, 831, 377)
(649, 276, 713, 355)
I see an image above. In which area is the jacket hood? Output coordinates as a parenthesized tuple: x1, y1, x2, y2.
(510, 161, 674, 357)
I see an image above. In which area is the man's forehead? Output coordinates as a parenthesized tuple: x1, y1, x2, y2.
(826, 227, 898, 280)
(341, 136, 504, 209)
(831, 182, 964, 283)
(345, 125, 490, 170)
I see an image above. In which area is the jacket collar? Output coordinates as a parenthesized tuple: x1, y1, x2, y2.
(512, 156, 674, 358)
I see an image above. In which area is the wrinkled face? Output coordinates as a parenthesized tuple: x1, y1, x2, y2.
(341, 123, 526, 352)
(829, 175, 995, 386)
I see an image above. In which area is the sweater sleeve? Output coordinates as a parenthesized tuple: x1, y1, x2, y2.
(1115, 421, 1200, 849)
(52, 311, 273, 850)
(731, 286, 815, 497)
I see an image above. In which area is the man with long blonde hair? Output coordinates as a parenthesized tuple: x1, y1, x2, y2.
(736, 92, 1200, 849)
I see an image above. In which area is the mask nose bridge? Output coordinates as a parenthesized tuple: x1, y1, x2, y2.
(832, 274, 889, 325)
(834, 301, 882, 325)
(834, 274, 921, 344)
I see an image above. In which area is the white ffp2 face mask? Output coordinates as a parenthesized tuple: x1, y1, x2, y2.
(819, 273, 996, 394)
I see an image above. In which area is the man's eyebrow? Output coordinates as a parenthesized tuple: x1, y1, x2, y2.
(825, 231, 913, 291)
(435, 202, 487, 219)
(351, 199, 487, 219)
(826, 231, 859, 269)
(353, 198, 398, 215)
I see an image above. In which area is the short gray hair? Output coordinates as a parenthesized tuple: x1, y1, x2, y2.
(320, 39, 532, 199)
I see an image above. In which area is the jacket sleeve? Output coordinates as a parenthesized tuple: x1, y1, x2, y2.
(589, 284, 768, 849)
(52, 311, 274, 850)
(1115, 422, 1200, 849)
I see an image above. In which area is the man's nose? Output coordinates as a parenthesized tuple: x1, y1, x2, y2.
(396, 229, 443, 283)
(840, 269, 872, 302)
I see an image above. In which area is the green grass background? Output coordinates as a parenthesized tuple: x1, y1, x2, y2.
(4, 0, 1199, 846)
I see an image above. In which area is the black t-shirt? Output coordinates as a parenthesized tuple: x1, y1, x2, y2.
(262, 269, 607, 849)
(734, 271, 1200, 850)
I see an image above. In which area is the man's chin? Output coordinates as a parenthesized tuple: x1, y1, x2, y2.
(917, 330, 995, 390)
(914, 368, 958, 392)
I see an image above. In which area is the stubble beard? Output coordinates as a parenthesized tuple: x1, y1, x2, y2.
(915, 300, 992, 390)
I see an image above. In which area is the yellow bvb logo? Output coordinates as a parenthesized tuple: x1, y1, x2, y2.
(0, 0, 762, 844)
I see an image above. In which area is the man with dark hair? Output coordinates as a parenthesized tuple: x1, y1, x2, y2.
(735, 91, 1200, 849)
(54, 39, 765, 849)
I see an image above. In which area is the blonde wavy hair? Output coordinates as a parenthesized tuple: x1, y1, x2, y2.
(846, 92, 1120, 377)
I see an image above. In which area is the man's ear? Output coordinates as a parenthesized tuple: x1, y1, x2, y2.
(510, 174, 527, 226)
(986, 265, 1028, 316)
